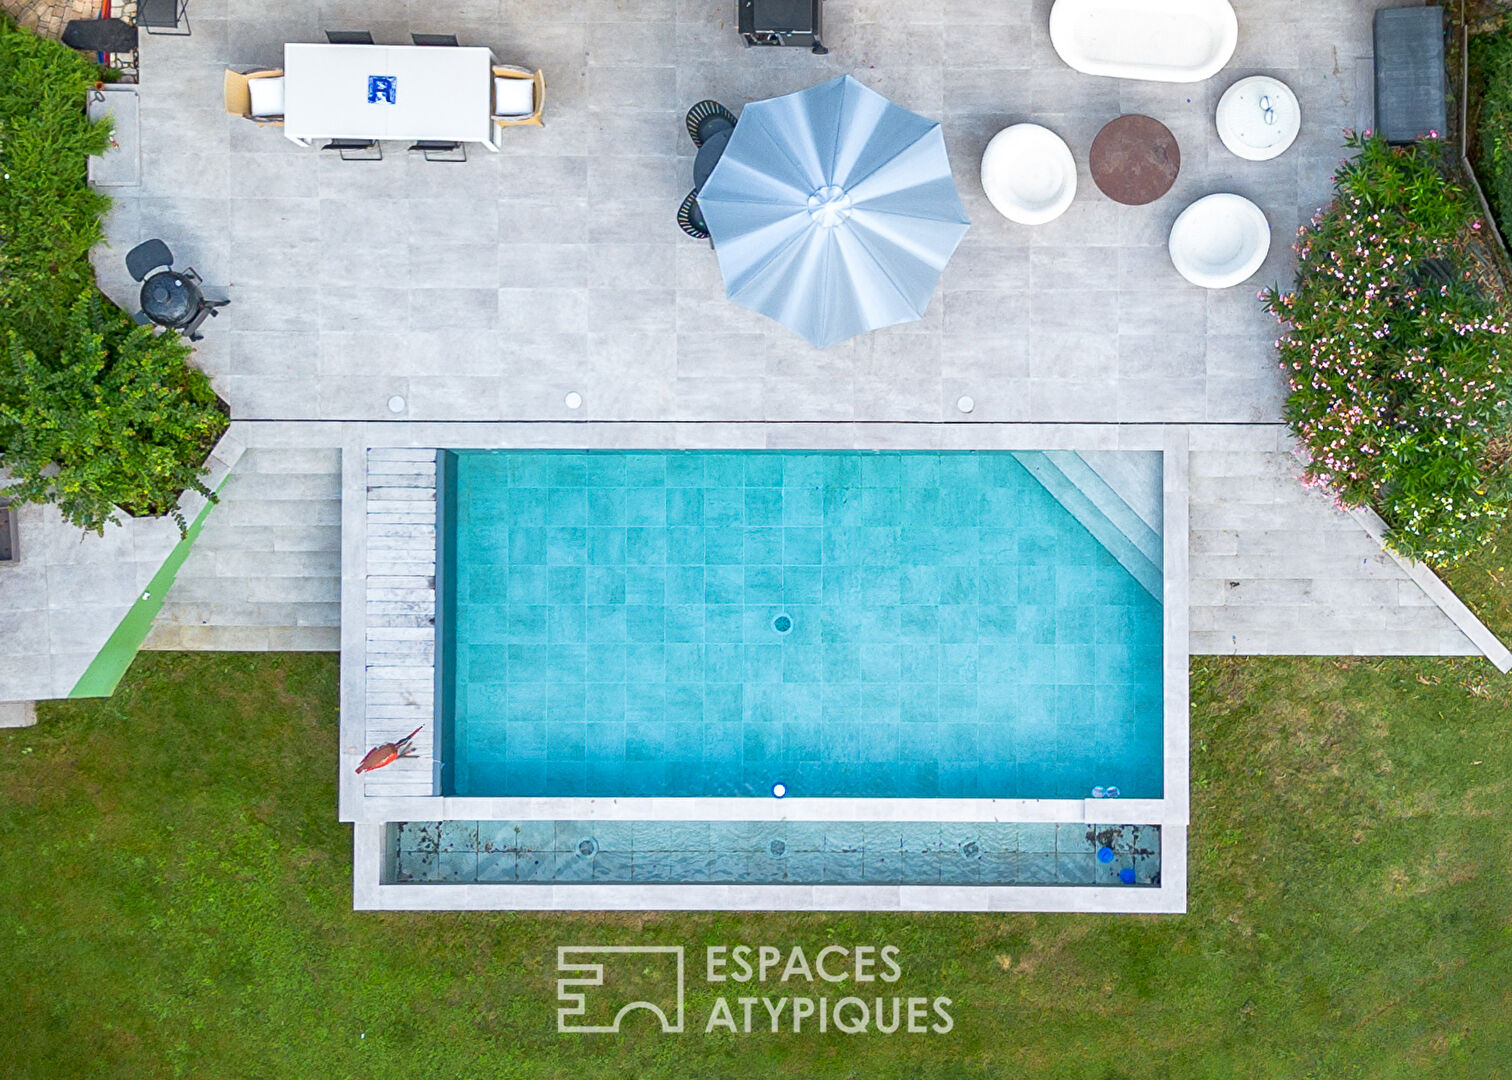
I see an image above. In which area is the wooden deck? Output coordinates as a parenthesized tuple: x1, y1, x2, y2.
(361, 448, 437, 798)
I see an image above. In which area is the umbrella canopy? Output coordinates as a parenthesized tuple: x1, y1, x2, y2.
(697, 75, 970, 349)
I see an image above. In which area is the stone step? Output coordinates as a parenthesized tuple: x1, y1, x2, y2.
(1010, 451, 1162, 602)
(1043, 450, 1163, 568)
(145, 446, 344, 652)
(1077, 450, 1163, 538)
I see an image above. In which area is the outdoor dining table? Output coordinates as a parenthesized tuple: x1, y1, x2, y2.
(281, 42, 502, 150)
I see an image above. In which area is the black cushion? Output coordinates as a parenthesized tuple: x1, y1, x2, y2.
(61, 19, 138, 52)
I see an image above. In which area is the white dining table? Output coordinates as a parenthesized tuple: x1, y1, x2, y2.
(282, 43, 501, 150)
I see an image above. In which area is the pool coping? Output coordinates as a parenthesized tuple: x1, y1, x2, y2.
(339, 422, 1191, 913)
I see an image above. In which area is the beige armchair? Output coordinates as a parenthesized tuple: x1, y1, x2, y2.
(492, 66, 544, 128)
(223, 67, 284, 126)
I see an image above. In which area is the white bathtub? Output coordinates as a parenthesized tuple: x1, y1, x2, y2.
(1049, 0, 1238, 83)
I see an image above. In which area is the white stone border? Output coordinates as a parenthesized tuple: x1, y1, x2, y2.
(338, 422, 1189, 913)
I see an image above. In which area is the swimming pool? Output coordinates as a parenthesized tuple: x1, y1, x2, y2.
(437, 450, 1163, 800)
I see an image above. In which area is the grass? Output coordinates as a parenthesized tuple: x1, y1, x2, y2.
(2, 649, 1510, 1079)
(1442, 522, 1512, 645)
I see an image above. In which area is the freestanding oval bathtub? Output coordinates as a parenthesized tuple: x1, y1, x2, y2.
(1049, 0, 1238, 83)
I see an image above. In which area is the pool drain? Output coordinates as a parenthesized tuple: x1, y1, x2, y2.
(958, 839, 981, 860)
(772, 613, 793, 634)
(768, 839, 787, 858)
(576, 838, 598, 858)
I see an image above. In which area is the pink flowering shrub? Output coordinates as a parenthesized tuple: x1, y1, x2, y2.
(1263, 133, 1512, 564)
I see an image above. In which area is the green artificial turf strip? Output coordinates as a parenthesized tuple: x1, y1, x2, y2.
(2, 650, 1510, 1078)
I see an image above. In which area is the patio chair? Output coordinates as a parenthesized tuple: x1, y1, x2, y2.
(409, 140, 467, 162)
(137, 0, 189, 36)
(61, 18, 138, 54)
(326, 30, 375, 45)
(322, 139, 383, 161)
(1168, 193, 1270, 289)
(492, 66, 545, 127)
(678, 190, 710, 240)
(412, 33, 459, 46)
(685, 100, 737, 147)
(223, 67, 284, 126)
(125, 238, 173, 282)
(1373, 6, 1447, 145)
(181, 295, 230, 342)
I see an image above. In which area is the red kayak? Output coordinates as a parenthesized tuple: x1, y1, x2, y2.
(355, 725, 423, 774)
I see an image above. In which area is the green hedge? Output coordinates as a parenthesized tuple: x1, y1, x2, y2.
(1263, 134, 1512, 565)
(1469, 19, 1512, 248)
(0, 17, 226, 534)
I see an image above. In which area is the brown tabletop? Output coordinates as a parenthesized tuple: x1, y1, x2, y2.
(1089, 114, 1180, 206)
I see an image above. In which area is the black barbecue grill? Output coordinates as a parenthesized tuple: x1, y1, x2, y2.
(738, 0, 827, 54)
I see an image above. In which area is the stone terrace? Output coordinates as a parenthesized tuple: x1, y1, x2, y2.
(4, 0, 1502, 706)
(95, 0, 1377, 425)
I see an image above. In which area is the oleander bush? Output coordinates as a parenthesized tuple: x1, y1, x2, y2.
(0, 17, 225, 534)
(1263, 132, 1512, 564)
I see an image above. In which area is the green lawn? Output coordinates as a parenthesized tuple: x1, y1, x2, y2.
(2, 649, 1510, 1078)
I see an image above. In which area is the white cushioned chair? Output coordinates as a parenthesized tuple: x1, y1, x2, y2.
(223, 67, 284, 126)
(492, 66, 544, 127)
(1168, 193, 1270, 288)
(981, 124, 1077, 226)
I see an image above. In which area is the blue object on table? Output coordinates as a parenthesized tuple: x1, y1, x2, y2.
(1096, 845, 1115, 863)
(1119, 867, 1137, 884)
(696, 74, 970, 348)
(367, 75, 397, 104)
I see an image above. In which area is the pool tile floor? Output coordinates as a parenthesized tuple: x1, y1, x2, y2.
(445, 450, 1163, 799)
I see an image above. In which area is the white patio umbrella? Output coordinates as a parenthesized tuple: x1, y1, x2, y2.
(696, 75, 970, 349)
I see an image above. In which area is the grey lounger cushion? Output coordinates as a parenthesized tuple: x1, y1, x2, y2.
(1373, 6, 1448, 145)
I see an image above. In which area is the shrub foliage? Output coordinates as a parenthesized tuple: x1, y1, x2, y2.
(0, 17, 225, 534)
(1263, 133, 1512, 564)
(1, 293, 224, 530)
(1469, 17, 1512, 246)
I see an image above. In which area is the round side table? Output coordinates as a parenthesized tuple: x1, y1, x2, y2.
(1089, 114, 1180, 206)
(1216, 76, 1301, 161)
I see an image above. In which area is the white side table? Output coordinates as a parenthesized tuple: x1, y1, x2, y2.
(1216, 75, 1300, 161)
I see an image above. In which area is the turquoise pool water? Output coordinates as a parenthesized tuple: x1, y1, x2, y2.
(438, 450, 1163, 800)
